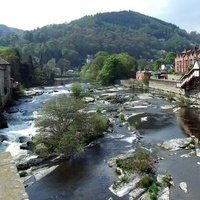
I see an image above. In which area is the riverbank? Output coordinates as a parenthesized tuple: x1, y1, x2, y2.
(1, 82, 200, 199)
(0, 152, 29, 200)
(24, 84, 200, 199)
(120, 78, 200, 106)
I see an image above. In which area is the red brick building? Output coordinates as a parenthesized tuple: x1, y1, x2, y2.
(136, 71, 151, 80)
(175, 46, 200, 73)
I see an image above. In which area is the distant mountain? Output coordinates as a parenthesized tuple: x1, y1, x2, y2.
(1, 10, 200, 68)
(0, 24, 23, 36)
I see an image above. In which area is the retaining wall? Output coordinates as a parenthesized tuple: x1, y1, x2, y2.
(120, 78, 200, 104)
(0, 152, 29, 200)
(149, 78, 185, 95)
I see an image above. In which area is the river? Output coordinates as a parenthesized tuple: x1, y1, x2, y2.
(0, 83, 200, 200)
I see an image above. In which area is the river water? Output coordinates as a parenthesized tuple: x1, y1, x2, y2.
(0, 83, 200, 200)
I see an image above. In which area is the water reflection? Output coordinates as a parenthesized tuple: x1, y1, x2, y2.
(127, 112, 174, 131)
(26, 142, 124, 200)
(178, 107, 200, 141)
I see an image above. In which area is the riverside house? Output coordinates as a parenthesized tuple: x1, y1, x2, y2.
(175, 47, 200, 92)
(0, 57, 11, 108)
(175, 46, 200, 73)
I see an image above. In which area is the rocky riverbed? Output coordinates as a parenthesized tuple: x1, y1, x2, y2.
(1, 83, 200, 200)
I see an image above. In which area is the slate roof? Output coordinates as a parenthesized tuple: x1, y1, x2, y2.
(0, 57, 9, 65)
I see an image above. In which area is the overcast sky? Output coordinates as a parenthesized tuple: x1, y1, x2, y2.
(1, 0, 199, 33)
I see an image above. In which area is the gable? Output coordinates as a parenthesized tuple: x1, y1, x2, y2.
(0, 57, 10, 70)
(0, 57, 9, 65)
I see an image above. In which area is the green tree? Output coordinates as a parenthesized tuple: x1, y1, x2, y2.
(154, 59, 163, 71)
(0, 48, 21, 81)
(165, 51, 176, 64)
(70, 82, 83, 98)
(97, 53, 137, 85)
(81, 51, 109, 81)
(98, 55, 123, 85)
(117, 52, 138, 78)
(57, 58, 71, 74)
(33, 96, 108, 157)
(33, 67, 45, 86)
(137, 59, 149, 70)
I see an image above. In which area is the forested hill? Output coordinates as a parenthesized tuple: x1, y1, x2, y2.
(0, 24, 23, 36)
(1, 10, 200, 68)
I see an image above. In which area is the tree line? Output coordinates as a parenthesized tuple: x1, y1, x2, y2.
(0, 10, 199, 82)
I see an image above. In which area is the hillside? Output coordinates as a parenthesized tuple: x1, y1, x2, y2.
(0, 24, 23, 36)
(1, 10, 200, 68)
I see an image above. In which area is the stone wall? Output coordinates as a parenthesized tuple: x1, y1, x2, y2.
(149, 78, 185, 95)
(120, 78, 200, 104)
(167, 74, 182, 81)
(0, 152, 29, 200)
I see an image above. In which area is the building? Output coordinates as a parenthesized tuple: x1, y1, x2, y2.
(153, 71, 167, 79)
(0, 57, 11, 108)
(136, 71, 151, 80)
(177, 60, 200, 91)
(175, 46, 200, 73)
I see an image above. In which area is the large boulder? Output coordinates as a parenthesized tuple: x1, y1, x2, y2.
(0, 134, 8, 142)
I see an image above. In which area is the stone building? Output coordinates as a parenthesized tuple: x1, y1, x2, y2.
(0, 57, 11, 108)
(175, 46, 200, 73)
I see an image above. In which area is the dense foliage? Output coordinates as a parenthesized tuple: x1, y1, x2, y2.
(0, 24, 23, 36)
(82, 51, 138, 85)
(33, 96, 108, 157)
(70, 82, 83, 98)
(116, 151, 154, 174)
(0, 48, 56, 87)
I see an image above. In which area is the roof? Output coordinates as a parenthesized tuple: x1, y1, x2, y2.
(193, 60, 200, 70)
(0, 57, 10, 65)
(136, 70, 151, 74)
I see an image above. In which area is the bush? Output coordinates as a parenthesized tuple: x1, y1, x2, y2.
(142, 76, 149, 86)
(70, 82, 83, 98)
(178, 96, 191, 106)
(138, 175, 154, 188)
(13, 84, 25, 99)
(116, 151, 154, 174)
(148, 183, 159, 200)
(162, 174, 172, 187)
(56, 125, 82, 156)
(33, 96, 108, 157)
(119, 113, 125, 122)
(19, 171, 28, 177)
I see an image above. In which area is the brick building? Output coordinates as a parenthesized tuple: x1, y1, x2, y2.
(136, 71, 151, 80)
(175, 46, 200, 73)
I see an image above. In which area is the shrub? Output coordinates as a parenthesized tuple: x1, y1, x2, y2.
(116, 151, 154, 174)
(142, 76, 149, 86)
(19, 171, 28, 177)
(33, 96, 108, 157)
(119, 113, 125, 122)
(70, 82, 83, 98)
(162, 174, 172, 187)
(148, 183, 159, 200)
(178, 96, 191, 106)
(137, 175, 154, 188)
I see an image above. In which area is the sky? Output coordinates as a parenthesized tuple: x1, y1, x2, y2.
(1, 0, 200, 33)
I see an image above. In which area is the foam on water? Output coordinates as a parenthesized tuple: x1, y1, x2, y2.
(0, 85, 71, 162)
(120, 135, 137, 144)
